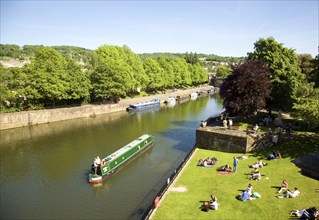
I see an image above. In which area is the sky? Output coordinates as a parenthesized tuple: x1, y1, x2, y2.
(1, 0, 318, 57)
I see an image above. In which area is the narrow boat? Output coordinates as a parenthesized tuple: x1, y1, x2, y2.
(176, 95, 190, 103)
(190, 92, 198, 100)
(89, 134, 154, 183)
(164, 96, 176, 105)
(126, 99, 160, 111)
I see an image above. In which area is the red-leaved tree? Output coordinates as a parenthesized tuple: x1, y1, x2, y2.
(219, 60, 271, 117)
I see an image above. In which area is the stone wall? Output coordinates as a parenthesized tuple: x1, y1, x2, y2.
(196, 126, 257, 153)
(0, 104, 123, 130)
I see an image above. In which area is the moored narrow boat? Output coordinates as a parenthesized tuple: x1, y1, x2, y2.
(164, 96, 176, 105)
(190, 92, 198, 100)
(89, 134, 154, 183)
(126, 99, 160, 111)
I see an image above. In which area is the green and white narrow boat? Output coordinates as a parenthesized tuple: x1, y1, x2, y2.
(89, 134, 154, 183)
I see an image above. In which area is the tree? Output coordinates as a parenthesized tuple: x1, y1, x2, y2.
(298, 54, 316, 85)
(215, 65, 232, 78)
(219, 60, 271, 117)
(292, 81, 319, 126)
(176, 58, 192, 86)
(248, 37, 305, 111)
(184, 52, 199, 64)
(143, 58, 164, 92)
(122, 45, 148, 93)
(309, 55, 319, 88)
(168, 58, 183, 87)
(156, 57, 174, 89)
(90, 45, 135, 102)
(26, 47, 70, 106)
(189, 62, 208, 86)
(65, 58, 90, 103)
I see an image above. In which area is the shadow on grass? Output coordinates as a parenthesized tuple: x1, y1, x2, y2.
(235, 195, 243, 201)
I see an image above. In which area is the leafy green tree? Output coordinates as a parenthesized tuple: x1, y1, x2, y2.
(21, 47, 90, 107)
(219, 60, 271, 117)
(65, 58, 90, 103)
(143, 58, 164, 92)
(298, 54, 315, 82)
(248, 37, 305, 111)
(0, 44, 21, 58)
(26, 47, 70, 106)
(292, 81, 319, 125)
(122, 45, 148, 93)
(184, 52, 199, 64)
(156, 57, 174, 89)
(215, 65, 232, 78)
(189, 62, 208, 86)
(309, 55, 319, 88)
(167, 58, 183, 87)
(90, 45, 134, 102)
(86, 50, 98, 71)
(22, 45, 45, 58)
(0, 64, 15, 110)
(176, 58, 192, 86)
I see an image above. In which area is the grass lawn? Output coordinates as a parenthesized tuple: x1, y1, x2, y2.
(151, 132, 319, 219)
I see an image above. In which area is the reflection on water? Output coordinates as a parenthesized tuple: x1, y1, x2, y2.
(0, 94, 223, 219)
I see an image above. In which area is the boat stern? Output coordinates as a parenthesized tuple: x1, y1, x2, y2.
(89, 174, 103, 183)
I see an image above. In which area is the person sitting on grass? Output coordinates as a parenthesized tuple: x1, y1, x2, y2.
(277, 187, 300, 199)
(240, 184, 260, 201)
(247, 183, 254, 196)
(248, 160, 268, 168)
(217, 164, 232, 172)
(268, 151, 282, 160)
(202, 194, 219, 211)
(250, 168, 261, 180)
(277, 180, 288, 193)
(209, 194, 219, 210)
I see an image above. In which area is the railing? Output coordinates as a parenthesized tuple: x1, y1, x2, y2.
(141, 146, 197, 220)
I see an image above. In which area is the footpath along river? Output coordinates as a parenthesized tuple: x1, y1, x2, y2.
(0, 93, 223, 219)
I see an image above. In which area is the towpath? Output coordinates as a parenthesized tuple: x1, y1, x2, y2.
(117, 85, 215, 108)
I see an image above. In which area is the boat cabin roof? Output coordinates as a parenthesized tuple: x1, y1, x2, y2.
(102, 134, 151, 162)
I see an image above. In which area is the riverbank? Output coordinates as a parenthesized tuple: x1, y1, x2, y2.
(0, 85, 214, 130)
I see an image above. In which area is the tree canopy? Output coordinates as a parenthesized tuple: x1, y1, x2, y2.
(219, 60, 271, 117)
(248, 37, 305, 111)
(215, 65, 232, 78)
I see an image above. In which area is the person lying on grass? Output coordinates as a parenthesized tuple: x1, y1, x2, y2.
(277, 187, 300, 199)
(250, 168, 261, 180)
(197, 157, 218, 167)
(290, 207, 318, 219)
(248, 160, 268, 169)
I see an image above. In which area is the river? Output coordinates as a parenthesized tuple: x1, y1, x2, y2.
(0, 94, 223, 219)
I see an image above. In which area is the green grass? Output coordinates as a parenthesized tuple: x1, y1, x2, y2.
(151, 133, 319, 220)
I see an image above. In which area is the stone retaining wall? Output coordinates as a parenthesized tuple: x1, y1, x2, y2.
(196, 126, 257, 153)
(0, 104, 122, 130)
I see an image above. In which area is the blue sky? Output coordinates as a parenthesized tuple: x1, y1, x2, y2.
(1, 1, 318, 57)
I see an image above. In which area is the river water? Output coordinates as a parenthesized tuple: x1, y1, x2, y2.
(0, 94, 223, 219)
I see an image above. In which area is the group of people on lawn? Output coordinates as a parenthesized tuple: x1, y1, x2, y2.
(202, 154, 303, 213)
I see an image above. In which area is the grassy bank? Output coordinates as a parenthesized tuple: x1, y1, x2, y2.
(151, 132, 319, 219)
